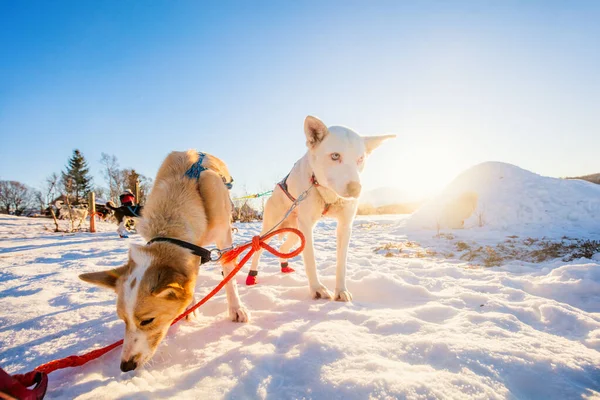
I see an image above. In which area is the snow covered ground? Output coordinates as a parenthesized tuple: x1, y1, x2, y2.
(1, 212, 600, 399)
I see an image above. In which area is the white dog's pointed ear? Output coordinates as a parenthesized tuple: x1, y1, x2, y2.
(364, 134, 396, 155)
(304, 116, 329, 149)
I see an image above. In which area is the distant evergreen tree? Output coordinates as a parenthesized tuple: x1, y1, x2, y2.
(62, 149, 93, 204)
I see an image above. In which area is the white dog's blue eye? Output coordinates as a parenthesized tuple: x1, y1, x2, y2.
(331, 153, 341, 161)
(141, 318, 155, 326)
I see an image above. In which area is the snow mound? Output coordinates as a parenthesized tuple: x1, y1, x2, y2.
(409, 162, 600, 233)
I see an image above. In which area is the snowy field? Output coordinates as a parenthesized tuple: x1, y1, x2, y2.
(1, 210, 600, 399)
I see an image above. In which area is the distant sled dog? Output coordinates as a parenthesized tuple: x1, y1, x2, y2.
(248, 116, 395, 301)
(80, 150, 248, 372)
(106, 201, 143, 238)
(54, 200, 88, 221)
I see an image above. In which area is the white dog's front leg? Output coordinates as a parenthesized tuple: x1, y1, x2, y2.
(299, 218, 332, 300)
(335, 218, 353, 302)
(217, 232, 250, 322)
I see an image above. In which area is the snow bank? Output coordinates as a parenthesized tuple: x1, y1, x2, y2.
(409, 161, 600, 233)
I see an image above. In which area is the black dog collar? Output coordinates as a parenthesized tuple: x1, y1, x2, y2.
(147, 237, 212, 265)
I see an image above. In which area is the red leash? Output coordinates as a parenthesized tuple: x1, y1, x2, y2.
(0, 228, 304, 400)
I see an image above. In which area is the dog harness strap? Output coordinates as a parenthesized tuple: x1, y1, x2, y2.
(147, 237, 212, 264)
(277, 174, 297, 203)
(185, 152, 234, 190)
(126, 205, 141, 217)
(185, 152, 209, 179)
(310, 173, 320, 187)
(279, 172, 331, 215)
(310, 174, 332, 215)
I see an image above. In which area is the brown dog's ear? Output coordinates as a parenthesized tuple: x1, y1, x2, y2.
(152, 268, 189, 300)
(304, 116, 329, 149)
(363, 134, 396, 155)
(79, 265, 129, 291)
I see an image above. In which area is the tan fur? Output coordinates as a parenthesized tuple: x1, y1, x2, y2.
(80, 150, 248, 372)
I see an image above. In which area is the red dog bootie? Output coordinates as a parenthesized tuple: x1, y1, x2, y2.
(281, 262, 295, 274)
(246, 270, 258, 285)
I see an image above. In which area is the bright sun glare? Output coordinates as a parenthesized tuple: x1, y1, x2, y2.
(364, 132, 469, 201)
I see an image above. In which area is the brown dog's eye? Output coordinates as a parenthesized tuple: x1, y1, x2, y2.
(331, 153, 341, 161)
(140, 318, 155, 326)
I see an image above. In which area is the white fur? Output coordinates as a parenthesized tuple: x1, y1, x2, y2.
(117, 220, 129, 237)
(250, 116, 395, 301)
(54, 201, 88, 221)
(121, 245, 153, 364)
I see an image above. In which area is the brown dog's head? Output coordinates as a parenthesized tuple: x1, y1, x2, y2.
(79, 243, 196, 372)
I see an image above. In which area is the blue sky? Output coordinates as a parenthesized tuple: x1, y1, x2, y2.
(1, 1, 599, 198)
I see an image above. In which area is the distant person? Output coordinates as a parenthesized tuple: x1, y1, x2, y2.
(119, 189, 136, 207)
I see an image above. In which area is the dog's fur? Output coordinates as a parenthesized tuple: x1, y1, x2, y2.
(106, 201, 143, 237)
(94, 204, 113, 221)
(54, 200, 89, 221)
(249, 116, 395, 301)
(80, 150, 248, 372)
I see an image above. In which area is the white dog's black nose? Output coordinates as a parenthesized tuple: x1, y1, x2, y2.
(120, 358, 137, 372)
(347, 181, 362, 198)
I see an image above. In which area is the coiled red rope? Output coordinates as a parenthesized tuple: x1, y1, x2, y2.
(0, 228, 304, 400)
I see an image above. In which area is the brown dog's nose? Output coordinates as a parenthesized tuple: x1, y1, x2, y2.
(346, 181, 362, 198)
(120, 358, 137, 372)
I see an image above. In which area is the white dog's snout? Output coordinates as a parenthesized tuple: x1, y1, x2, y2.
(346, 181, 362, 198)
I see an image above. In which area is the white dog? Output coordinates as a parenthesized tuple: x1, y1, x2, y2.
(248, 116, 395, 301)
(54, 200, 89, 221)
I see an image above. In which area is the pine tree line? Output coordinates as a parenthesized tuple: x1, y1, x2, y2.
(62, 149, 93, 204)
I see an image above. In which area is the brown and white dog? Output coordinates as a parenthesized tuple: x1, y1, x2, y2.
(248, 116, 395, 301)
(79, 150, 248, 372)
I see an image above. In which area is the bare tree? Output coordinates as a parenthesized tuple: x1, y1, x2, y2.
(100, 153, 124, 201)
(0, 180, 36, 215)
(39, 173, 62, 230)
(42, 173, 60, 208)
(93, 186, 109, 201)
(121, 168, 153, 204)
(0, 181, 9, 214)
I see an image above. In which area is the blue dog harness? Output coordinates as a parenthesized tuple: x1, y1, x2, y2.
(185, 152, 234, 190)
(126, 205, 141, 217)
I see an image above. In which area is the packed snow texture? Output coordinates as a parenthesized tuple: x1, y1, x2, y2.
(409, 162, 600, 234)
(1, 214, 600, 399)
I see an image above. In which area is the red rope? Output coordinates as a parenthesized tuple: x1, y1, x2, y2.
(0, 228, 304, 399)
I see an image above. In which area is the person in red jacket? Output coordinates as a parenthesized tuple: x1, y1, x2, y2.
(119, 189, 136, 207)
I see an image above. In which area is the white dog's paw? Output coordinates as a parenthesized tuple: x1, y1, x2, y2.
(229, 305, 250, 323)
(334, 289, 353, 302)
(310, 284, 333, 300)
